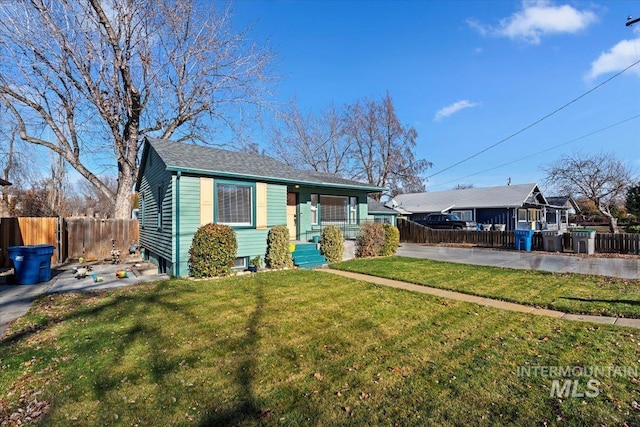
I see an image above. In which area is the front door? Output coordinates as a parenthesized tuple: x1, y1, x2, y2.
(286, 192, 297, 240)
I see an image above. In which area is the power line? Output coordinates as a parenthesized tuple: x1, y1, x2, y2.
(426, 59, 640, 180)
(427, 112, 640, 190)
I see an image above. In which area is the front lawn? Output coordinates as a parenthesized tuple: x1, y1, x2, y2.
(1, 270, 639, 426)
(333, 256, 640, 318)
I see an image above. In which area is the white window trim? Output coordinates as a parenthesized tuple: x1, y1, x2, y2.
(310, 194, 318, 225)
(216, 183, 254, 227)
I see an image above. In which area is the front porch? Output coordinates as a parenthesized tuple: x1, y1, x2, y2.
(303, 221, 365, 241)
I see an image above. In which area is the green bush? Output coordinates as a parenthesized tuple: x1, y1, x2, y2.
(381, 223, 400, 256)
(188, 223, 237, 278)
(320, 226, 344, 263)
(266, 225, 293, 269)
(625, 225, 640, 234)
(356, 222, 386, 258)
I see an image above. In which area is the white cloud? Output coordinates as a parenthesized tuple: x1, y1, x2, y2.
(586, 38, 640, 80)
(434, 100, 479, 122)
(468, 0, 598, 45)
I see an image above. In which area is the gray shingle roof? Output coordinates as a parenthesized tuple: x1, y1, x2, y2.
(144, 138, 385, 191)
(0, 178, 11, 186)
(367, 197, 399, 215)
(393, 183, 542, 213)
(546, 196, 580, 211)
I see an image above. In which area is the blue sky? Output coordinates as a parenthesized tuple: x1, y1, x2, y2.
(233, 0, 640, 192)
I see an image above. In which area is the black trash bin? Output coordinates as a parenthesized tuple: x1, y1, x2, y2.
(7, 245, 56, 285)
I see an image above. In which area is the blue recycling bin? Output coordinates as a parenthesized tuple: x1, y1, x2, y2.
(7, 245, 55, 285)
(514, 229, 534, 251)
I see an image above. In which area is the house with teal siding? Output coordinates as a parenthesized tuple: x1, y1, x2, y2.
(367, 197, 399, 226)
(135, 138, 386, 277)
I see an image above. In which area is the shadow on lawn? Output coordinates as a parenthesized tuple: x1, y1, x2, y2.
(199, 285, 265, 427)
(0, 282, 185, 347)
(559, 296, 640, 306)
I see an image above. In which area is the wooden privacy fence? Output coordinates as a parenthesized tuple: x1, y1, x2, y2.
(1, 217, 139, 268)
(397, 218, 640, 255)
(65, 218, 139, 262)
(0, 217, 59, 267)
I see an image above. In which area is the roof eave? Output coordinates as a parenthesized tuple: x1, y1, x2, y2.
(165, 166, 387, 193)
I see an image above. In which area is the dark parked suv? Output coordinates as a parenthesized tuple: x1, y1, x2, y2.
(415, 214, 476, 230)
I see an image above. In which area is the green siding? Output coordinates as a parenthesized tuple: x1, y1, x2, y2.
(175, 175, 202, 277)
(141, 149, 379, 276)
(366, 213, 397, 226)
(138, 147, 173, 273)
(166, 178, 289, 277)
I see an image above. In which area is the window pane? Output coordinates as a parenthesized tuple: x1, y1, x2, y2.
(451, 210, 472, 221)
(218, 184, 252, 225)
(349, 197, 357, 224)
(518, 209, 527, 221)
(320, 195, 348, 222)
(157, 185, 163, 229)
(311, 194, 318, 225)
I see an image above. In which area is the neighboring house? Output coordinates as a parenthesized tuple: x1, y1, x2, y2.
(0, 178, 11, 186)
(135, 138, 385, 277)
(545, 196, 580, 228)
(392, 183, 571, 231)
(367, 197, 399, 226)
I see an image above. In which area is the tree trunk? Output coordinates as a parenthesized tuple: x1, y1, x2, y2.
(114, 171, 135, 220)
(608, 216, 618, 234)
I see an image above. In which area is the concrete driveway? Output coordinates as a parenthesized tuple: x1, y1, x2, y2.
(0, 261, 168, 338)
(397, 244, 640, 279)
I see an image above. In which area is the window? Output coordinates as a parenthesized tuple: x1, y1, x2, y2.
(451, 210, 473, 222)
(349, 197, 357, 224)
(320, 195, 348, 223)
(310, 194, 318, 225)
(217, 183, 253, 226)
(157, 185, 163, 230)
(140, 193, 145, 228)
(232, 257, 248, 270)
(517, 209, 528, 222)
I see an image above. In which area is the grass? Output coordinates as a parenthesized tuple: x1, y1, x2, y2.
(332, 256, 640, 319)
(0, 270, 639, 426)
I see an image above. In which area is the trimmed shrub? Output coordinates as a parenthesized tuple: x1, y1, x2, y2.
(356, 222, 386, 258)
(381, 223, 400, 256)
(266, 225, 293, 269)
(320, 225, 344, 263)
(188, 223, 237, 278)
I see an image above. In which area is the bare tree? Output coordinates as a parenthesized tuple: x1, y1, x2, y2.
(0, 0, 274, 218)
(542, 152, 633, 233)
(344, 92, 431, 198)
(77, 176, 118, 217)
(270, 99, 351, 175)
(0, 114, 38, 189)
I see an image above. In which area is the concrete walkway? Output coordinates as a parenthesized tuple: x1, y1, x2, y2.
(397, 244, 640, 280)
(0, 261, 168, 339)
(326, 269, 640, 329)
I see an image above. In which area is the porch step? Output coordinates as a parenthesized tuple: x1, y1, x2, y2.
(291, 243, 328, 269)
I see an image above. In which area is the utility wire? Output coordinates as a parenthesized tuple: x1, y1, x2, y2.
(426, 58, 640, 179)
(427, 112, 640, 189)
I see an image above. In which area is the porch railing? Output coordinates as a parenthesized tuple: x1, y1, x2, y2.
(304, 220, 373, 241)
